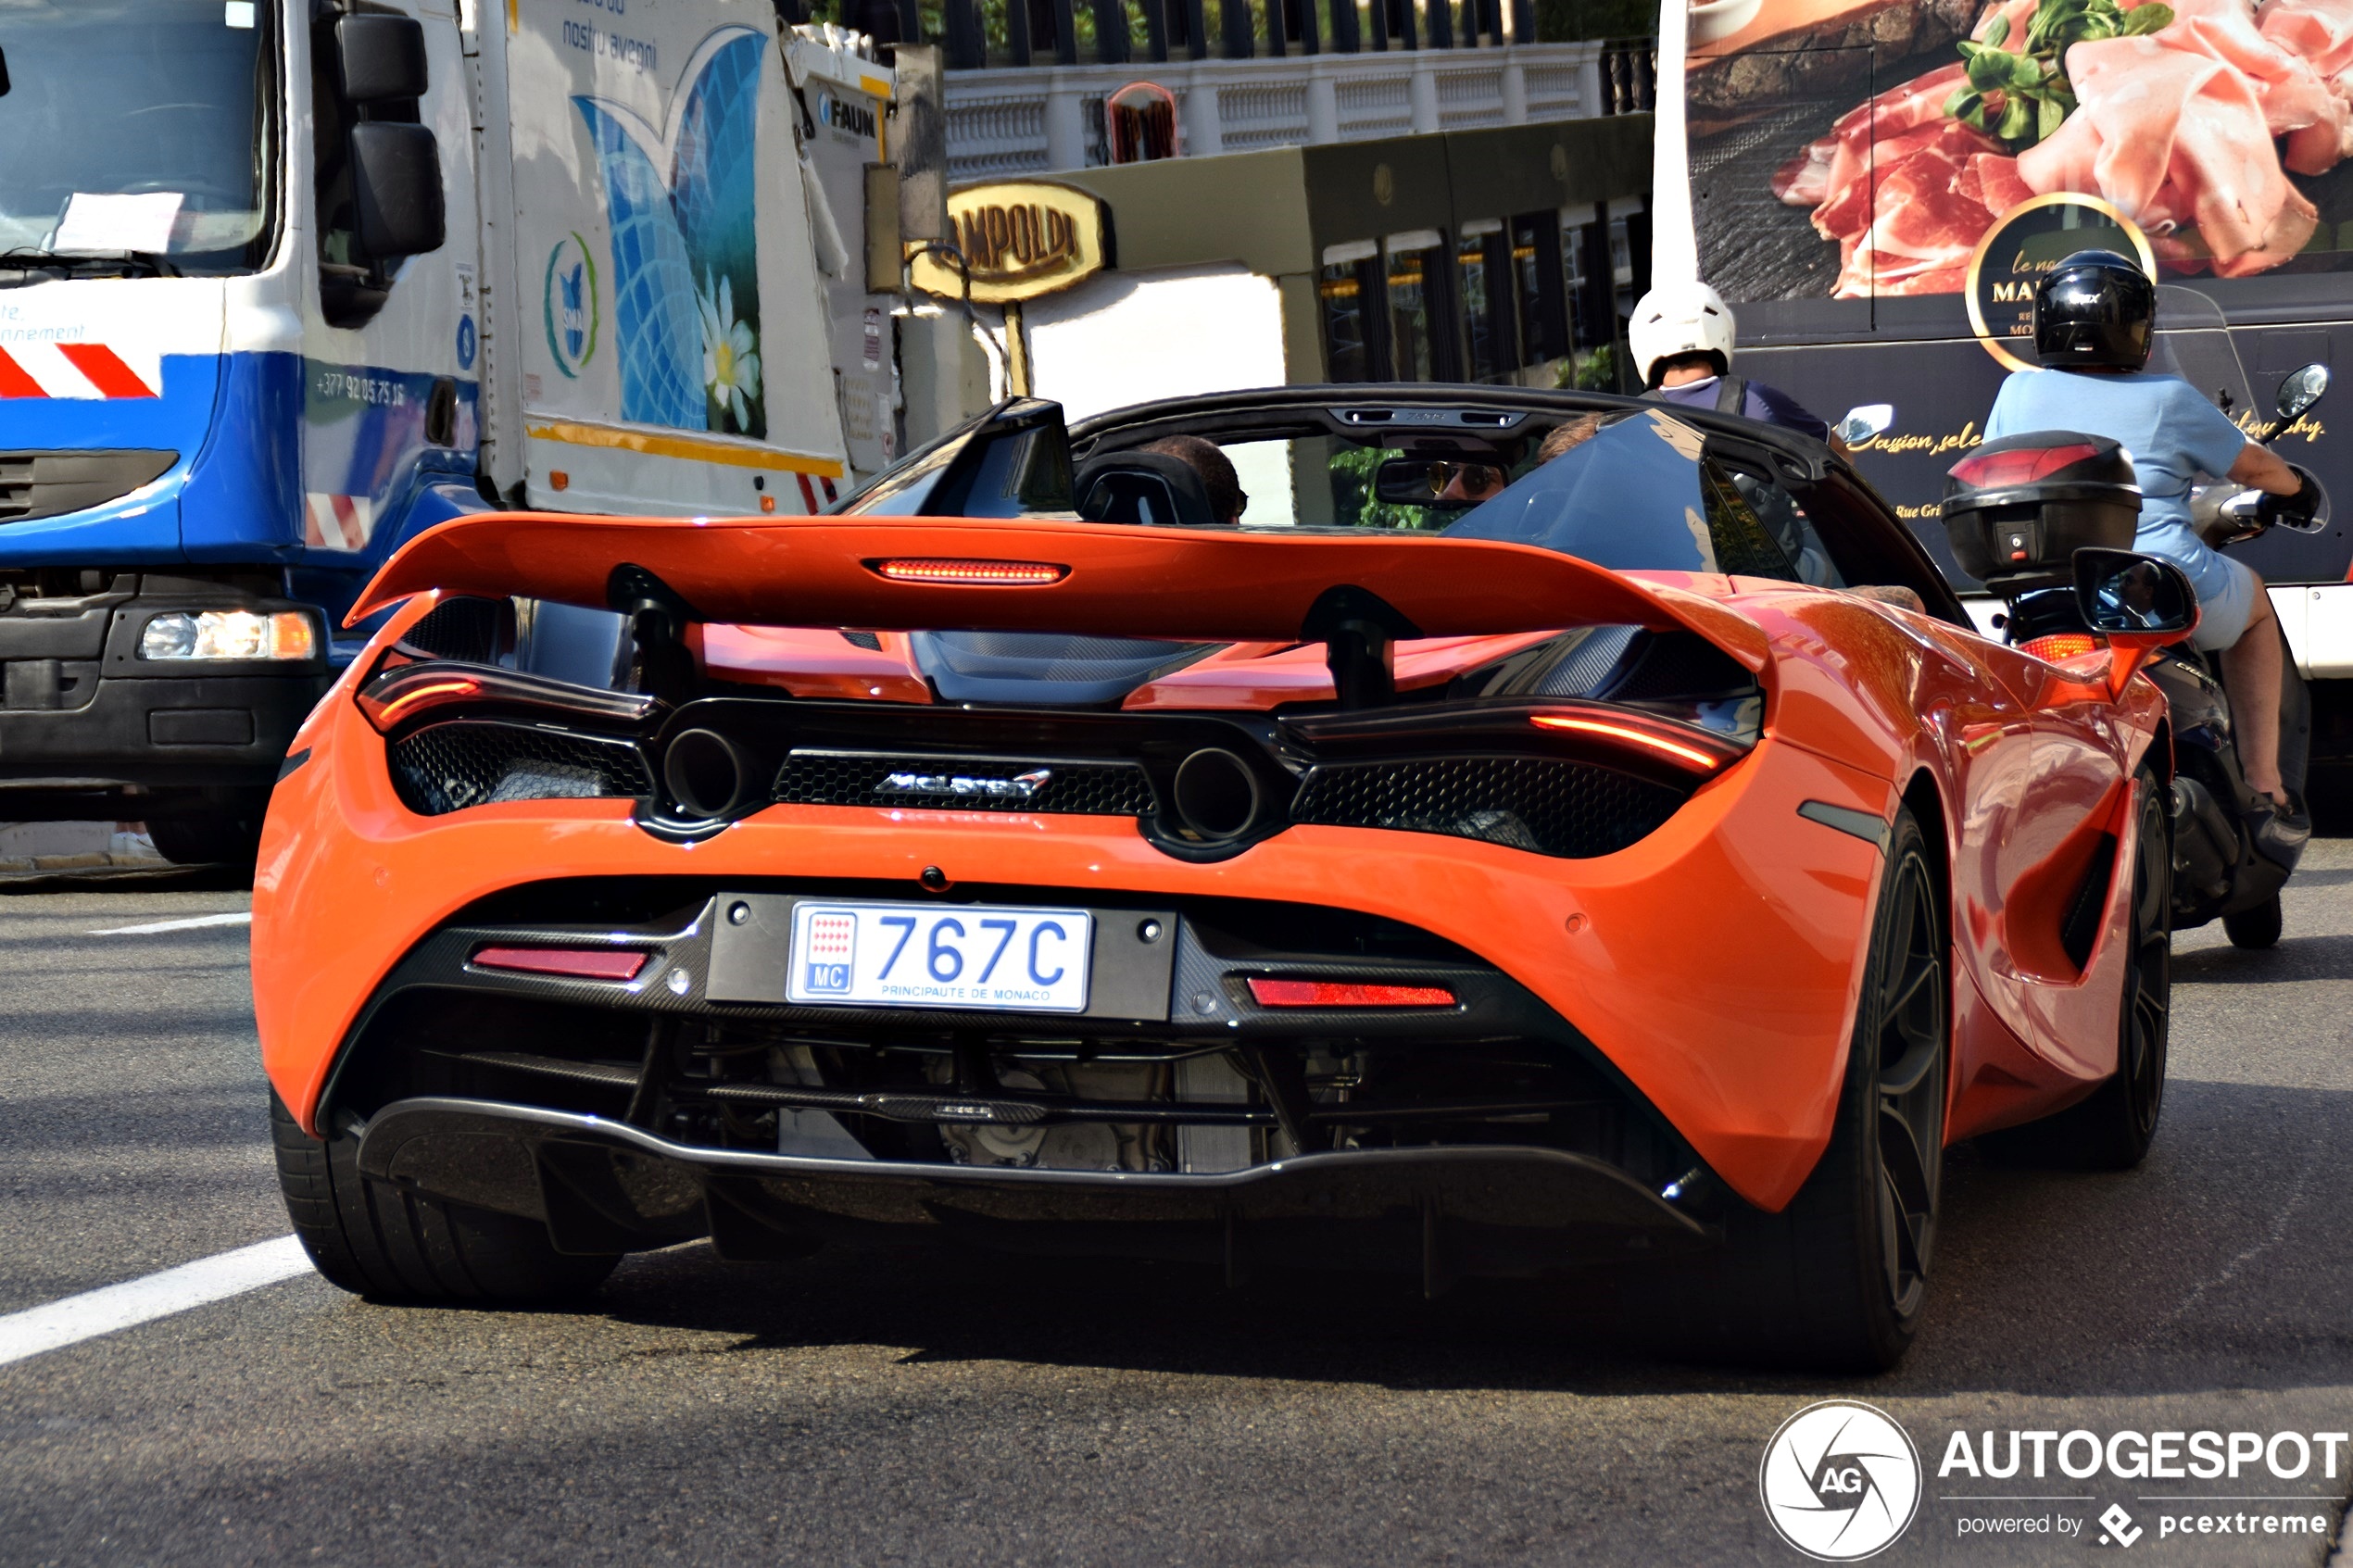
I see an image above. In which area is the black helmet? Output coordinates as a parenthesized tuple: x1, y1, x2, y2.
(2032, 249, 2155, 370)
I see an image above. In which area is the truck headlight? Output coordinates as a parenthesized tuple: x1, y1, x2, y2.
(139, 611, 319, 662)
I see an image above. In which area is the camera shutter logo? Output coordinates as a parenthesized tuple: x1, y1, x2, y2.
(1758, 1400, 1921, 1561)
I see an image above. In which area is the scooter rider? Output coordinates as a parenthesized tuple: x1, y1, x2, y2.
(1986, 250, 2310, 816)
(1629, 281, 1832, 442)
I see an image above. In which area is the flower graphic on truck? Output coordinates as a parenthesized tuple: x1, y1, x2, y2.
(573, 26, 767, 437)
(698, 269, 761, 432)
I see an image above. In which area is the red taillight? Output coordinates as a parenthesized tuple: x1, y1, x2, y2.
(2021, 633, 2101, 663)
(869, 558, 1068, 585)
(1948, 442, 2100, 490)
(471, 947, 648, 982)
(1529, 711, 1727, 771)
(1246, 978, 1457, 1008)
(361, 675, 482, 729)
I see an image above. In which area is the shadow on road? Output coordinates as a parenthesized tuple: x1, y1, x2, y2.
(397, 1075, 2353, 1406)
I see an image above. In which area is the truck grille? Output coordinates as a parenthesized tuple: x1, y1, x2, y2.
(0, 451, 177, 524)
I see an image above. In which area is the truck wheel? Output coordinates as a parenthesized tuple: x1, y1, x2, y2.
(2223, 894, 2283, 950)
(271, 1092, 617, 1304)
(1982, 769, 2171, 1171)
(1642, 807, 1946, 1373)
(145, 801, 267, 867)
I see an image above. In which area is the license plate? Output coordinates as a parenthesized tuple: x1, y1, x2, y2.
(785, 901, 1093, 1012)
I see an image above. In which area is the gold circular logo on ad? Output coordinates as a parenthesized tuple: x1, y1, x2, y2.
(1373, 163, 1395, 206)
(1964, 193, 2159, 372)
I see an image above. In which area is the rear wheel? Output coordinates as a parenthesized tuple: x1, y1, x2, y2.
(1647, 807, 1946, 1372)
(271, 1092, 617, 1304)
(2223, 893, 2283, 950)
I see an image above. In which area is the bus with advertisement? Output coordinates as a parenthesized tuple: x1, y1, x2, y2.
(1652, 0, 2353, 769)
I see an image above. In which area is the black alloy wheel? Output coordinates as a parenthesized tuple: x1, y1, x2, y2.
(1870, 837, 1946, 1324)
(1640, 806, 1947, 1372)
(1983, 767, 2171, 1170)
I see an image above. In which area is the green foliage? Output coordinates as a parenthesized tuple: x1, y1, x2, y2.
(1945, 0, 2171, 150)
(1571, 345, 1617, 391)
(1327, 445, 1448, 531)
(1533, 0, 1653, 42)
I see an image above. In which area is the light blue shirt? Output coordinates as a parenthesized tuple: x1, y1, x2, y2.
(1984, 368, 2248, 552)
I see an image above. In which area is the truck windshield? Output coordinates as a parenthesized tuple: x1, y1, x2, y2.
(0, 0, 274, 275)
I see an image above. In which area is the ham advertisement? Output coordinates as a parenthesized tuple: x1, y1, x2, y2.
(1678, 0, 2353, 599)
(1686, 0, 2353, 305)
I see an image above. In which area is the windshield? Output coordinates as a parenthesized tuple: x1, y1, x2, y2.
(0, 0, 275, 273)
(1441, 408, 1831, 580)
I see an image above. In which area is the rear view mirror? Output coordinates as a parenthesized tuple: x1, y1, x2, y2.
(335, 15, 429, 104)
(2277, 362, 2330, 424)
(348, 123, 446, 261)
(1374, 457, 1508, 508)
(2073, 547, 2198, 697)
(1833, 404, 1894, 445)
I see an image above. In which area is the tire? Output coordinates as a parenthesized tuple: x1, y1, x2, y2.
(145, 799, 267, 867)
(1643, 806, 1947, 1373)
(2223, 894, 2283, 950)
(271, 1092, 617, 1304)
(1983, 769, 2172, 1171)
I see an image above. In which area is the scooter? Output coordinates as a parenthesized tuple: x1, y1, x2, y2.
(1844, 345, 2329, 948)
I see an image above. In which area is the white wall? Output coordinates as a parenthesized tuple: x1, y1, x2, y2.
(988, 262, 1296, 523)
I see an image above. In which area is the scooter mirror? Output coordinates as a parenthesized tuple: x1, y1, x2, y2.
(1832, 404, 1894, 445)
(2277, 363, 2329, 424)
(2074, 548, 2198, 641)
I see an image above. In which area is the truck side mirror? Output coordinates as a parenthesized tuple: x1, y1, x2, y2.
(349, 123, 446, 261)
(335, 15, 429, 104)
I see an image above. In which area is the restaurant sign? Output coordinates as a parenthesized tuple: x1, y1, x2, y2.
(909, 180, 1112, 304)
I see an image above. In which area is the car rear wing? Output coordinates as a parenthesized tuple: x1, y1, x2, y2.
(351, 513, 1769, 700)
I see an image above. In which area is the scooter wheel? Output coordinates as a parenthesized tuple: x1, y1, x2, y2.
(2223, 894, 2283, 949)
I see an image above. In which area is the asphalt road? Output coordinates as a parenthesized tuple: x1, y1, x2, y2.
(5, 850, 2353, 1567)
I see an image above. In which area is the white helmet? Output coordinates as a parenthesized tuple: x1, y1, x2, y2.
(1629, 281, 1736, 388)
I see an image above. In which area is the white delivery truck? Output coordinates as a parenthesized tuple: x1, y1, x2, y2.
(0, 0, 928, 861)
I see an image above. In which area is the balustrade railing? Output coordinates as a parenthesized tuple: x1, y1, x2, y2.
(940, 37, 1646, 178)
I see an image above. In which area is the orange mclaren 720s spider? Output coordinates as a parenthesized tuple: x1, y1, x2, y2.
(254, 389, 2192, 1370)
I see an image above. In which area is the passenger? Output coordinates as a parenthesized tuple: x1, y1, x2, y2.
(1139, 434, 1246, 526)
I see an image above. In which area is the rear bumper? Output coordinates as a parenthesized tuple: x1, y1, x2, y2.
(358, 1097, 1715, 1277)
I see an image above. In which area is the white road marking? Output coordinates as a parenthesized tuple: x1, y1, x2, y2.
(87, 911, 253, 936)
(0, 1236, 311, 1369)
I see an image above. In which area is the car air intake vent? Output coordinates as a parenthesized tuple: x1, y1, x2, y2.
(389, 721, 652, 816)
(396, 597, 513, 663)
(0, 450, 177, 524)
(1294, 759, 1683, 859)
(774, 751, 1159, 816)
(1601, 632, 1753, 702)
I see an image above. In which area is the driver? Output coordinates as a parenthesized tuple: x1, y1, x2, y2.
(1985, 250, 2309, 816)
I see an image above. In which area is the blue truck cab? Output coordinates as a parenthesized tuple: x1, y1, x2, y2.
(0, 0, 875, 862)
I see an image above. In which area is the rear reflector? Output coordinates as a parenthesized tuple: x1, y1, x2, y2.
(1529, 712, 1725, 771)
(1247, 978, 1457, 1008)
(471, 947, 648, 982)
(870, 558, 1068, 585)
